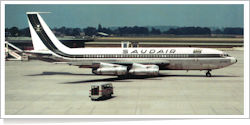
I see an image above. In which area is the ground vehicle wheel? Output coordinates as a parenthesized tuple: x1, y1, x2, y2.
(206, 72, 212, 77)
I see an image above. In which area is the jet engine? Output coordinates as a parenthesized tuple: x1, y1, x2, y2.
(129, 63, 159, 76)
(92, 62, 127, 75)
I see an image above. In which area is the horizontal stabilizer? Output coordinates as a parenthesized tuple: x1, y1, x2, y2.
(26, 12, 51, 14)
(24, 50, 52, 55)
(53, 62, 70, 64)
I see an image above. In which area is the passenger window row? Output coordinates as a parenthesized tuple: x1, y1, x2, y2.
(81, 54, 190, 58)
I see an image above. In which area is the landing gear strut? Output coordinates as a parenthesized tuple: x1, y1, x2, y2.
(206, 70, 212, 77)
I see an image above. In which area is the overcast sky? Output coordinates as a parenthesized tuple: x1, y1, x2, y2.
(5, 4, 244, 29)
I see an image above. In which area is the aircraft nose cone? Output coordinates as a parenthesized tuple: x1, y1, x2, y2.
(231, 57, 237, 64)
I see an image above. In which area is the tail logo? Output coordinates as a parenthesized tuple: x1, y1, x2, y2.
(35, 24, 41, 32)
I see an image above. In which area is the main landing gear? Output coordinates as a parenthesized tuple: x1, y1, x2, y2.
(206, 70, 212, 77)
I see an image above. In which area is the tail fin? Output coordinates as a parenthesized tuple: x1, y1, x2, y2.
(26, 12, 70, 53)
(27, 12, 49, 51)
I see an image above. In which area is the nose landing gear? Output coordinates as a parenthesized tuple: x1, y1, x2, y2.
(206, 70, 212, 77)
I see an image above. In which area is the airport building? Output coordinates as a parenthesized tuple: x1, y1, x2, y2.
(6, 36, 94, 50)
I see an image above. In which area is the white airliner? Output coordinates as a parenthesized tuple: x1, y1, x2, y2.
(26, 12, 237, 77)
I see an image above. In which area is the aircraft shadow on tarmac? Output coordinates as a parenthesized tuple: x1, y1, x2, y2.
(26, 72, 239, 84)
(62, 74, 239, 84)
(63, 75, 165, 84)
(166, 74, 239, 77)
(26, 71, 95, 76)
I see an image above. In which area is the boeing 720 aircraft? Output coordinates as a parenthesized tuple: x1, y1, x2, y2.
(26, 12, 237, 77)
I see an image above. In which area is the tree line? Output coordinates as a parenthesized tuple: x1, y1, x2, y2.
(5, 25, 243, 37)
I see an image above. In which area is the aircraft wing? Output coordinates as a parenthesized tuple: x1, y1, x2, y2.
(55, 60, 170, 68)
(111, 61, 170, 70)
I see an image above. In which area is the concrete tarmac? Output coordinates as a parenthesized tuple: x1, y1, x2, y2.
(5, 50, 244, 115)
